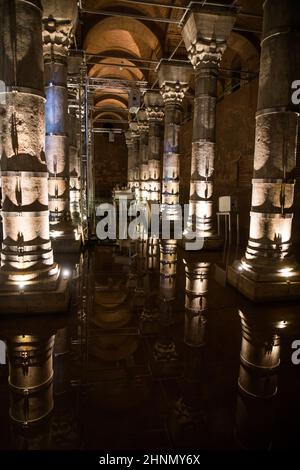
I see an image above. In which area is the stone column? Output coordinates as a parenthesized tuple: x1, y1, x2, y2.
(184, 259, 210, 347)
(125, 131, 135, 191)
(158, 63, 191, 221)
(228, 0, 300, 301)
(43, 0, 80, 252)
(0, 0, 69, 314)
(128, 120, 140, 200)
(144, 92, 164, 203)
(182, 5, 236, 248)
(137, 110, 149, 202)
(68, 111, 81, 227)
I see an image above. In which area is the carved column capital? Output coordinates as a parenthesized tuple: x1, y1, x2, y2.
(182, 7, 236, 69)
(144, 92, 164, 122)
(187, 40, 226, 68)
(43, 19, 74, 57)
(137, 110, 149, 133)
(160, 81, 190, 106)
(158, 63, 191, 106)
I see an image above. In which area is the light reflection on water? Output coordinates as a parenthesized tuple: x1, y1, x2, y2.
(0, 239, 300, 450)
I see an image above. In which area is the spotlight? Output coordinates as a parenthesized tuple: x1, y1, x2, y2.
(62, 269, 71, 279)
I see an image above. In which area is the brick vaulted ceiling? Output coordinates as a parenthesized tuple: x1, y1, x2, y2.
(76, 0, 264, 125)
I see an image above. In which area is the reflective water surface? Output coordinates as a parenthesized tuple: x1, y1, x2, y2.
(0, 239, 300, 450)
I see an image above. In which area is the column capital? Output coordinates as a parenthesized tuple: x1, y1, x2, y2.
(158, 62, 191, 105)
(182, 6, 236, 68)
(42, 19, 73, 57)
(144, 92, 165, 122)
(137, 110, 149, 133)
(42, 0, 78, 57)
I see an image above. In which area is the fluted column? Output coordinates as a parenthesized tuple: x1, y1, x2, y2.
(182, 5, 236, 247)
(137, 110, 149, 202)
(144, 92, 164, 203)
(0, 0, 69, 313)
(158, 63, 191, 221)
(43, 0, 79, 250)
(228, 0, 300, 301)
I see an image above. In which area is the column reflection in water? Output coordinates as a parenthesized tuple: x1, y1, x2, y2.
(170, 256, 210, 444)
(184, 259, 210, 347)
(140, 236, 160, 335)
(0, 314, 63, 449)
(152, 239, 179, 373)
(235, 311, 281, 450)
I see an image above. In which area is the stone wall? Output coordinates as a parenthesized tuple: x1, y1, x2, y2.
(94, 133, 128, 197)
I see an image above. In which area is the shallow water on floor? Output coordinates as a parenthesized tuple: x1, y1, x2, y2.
(0, 240, 300, 450)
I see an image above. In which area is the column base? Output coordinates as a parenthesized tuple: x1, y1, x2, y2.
(51, 236, 82, 254)
(228, 259, 300, 302)
(179, 233, 223, 251)
(50, 221, 82, 253)
(0, 272, 70, 315)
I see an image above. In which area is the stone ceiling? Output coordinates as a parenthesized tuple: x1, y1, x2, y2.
(75, 0, 264, 126)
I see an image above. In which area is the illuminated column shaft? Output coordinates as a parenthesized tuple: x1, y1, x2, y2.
(184, 261, 210, 347)
(158, 64, 191, 221)
(7, 335, 55, 424)
(0, 0, 58, 288)
(229, 0, 300, 300)
(137, 110, 149, 202)
(144, 92, 164, 203)
(182, 6, 236, 238)
(43, 27, 70, 229)
(246, 0, 299, 262)
(69, 112, 81, 221)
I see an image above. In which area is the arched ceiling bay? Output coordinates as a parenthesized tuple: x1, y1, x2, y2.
(84, 11, 162, 121)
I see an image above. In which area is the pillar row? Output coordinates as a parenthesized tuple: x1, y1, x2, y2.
(182, 5, 236, 247)
(158, 63, 191, 221)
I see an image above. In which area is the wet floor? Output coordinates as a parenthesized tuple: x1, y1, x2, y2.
(0, 239, 300, 450)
